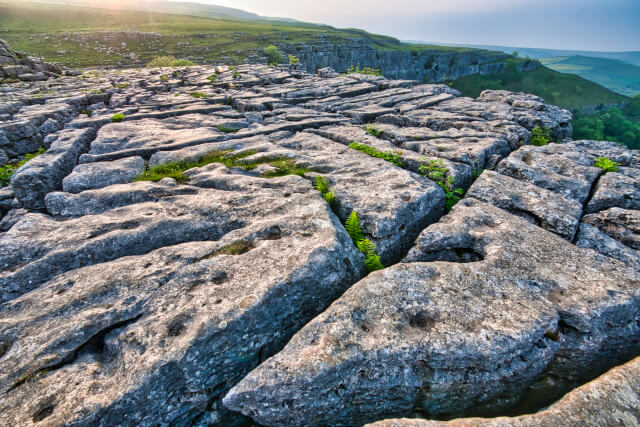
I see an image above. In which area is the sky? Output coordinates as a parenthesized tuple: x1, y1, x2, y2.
(177, 0, 640, 51)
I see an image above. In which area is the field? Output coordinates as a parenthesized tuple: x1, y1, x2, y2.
(0, 1, 473, 68)
(540, 55, 640, 97)
(451, 61, 629, 111)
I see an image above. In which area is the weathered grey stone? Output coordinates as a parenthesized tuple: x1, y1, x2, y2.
(586, 167, 640, 213)
(10, 128, 96, 210)
(496, 144, 602, 204)
(0, 147, 8, 166)
(0, 173, 364, 426)
(576, 222, 640, 271)
(63, 156, 146, 193)
(366, 356, 640, 427)
(224, 199, 640, 426)
(467, 170, 583, 240)
(582, 208, 640, 250)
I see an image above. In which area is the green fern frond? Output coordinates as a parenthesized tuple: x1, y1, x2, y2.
(345, 211, 365, 243)
(360, 239, 384, 272)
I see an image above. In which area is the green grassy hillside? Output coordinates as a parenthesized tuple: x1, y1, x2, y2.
(451, 60, 629, 110)
(541, 56, 640, 97)
(0, 1, 472, 68)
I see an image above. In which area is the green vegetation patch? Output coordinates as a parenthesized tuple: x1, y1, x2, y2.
(346, 65, 383, 76)
(451, 60, 629, 110)
(593, 157, 621, 173)
(110, 113, 125, 122)
(0, 147, 46, 187)
(135, 149, 309, 183)
(531, 126, 553, 146)
(190, 92, 209, 99)
(419, 159, 464, 211)
(363, 124, 383, 138)
(147, 56, 194, 68)
(345, 211, 384, 273)
(264, 44, 284, 65)
(348, 142, 403, 166)
(313, 176, 336, 206)
(573, 96, 640, 150)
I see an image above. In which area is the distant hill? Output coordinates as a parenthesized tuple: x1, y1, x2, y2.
(405, 41, 640, 67)
(451, 60, 629, 111)
(17, 0, 299, 23)
(540, 56, 640, 97)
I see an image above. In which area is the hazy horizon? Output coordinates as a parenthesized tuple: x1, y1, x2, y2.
(172, 0, 639, 52)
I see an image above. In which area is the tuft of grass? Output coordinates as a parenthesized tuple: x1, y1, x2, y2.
(419, 159, 464, 211)
(593, 157, 621, 173)
(160, 74, 169, 81)
(212, 240, 255, 256)
(115, 83, 130, 89)
(111, 113, 125, 123)
(363, 124, 383, 138)
(190, 92, 209, 99)
(215, 125, 239, 133)
(207, 74, 218, 83)
(531, 126, 553, 146)
(348, 142, 402, 166)
(0, 147, 46, 187)
(171, 59, 194, 66)
(80, 109, 92, 117)
(345, 211, 384, 273)
(233, 71, 240, 79)
(135, 150, 309, 183)
(313, 176, 336, 206)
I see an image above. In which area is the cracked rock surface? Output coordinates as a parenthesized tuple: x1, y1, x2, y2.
(0, 62, 638, 426)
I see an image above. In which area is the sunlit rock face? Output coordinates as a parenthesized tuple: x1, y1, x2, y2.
(0, 55, 638, 427)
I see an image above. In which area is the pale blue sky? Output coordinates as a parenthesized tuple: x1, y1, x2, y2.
(180, 0, 640, 51)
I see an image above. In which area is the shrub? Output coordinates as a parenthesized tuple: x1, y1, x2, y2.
(289, 55, 300, 66)
(531, 126, 552, 146)
(110, 113, 125, 123)
(264, 45, 284, 65)
(420, 159, 464, 211)
(348, 142, 402, 167)
(363, 124, 383, 138)
(593, 157, 621, 173)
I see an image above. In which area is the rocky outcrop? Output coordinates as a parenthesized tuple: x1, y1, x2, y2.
(0, 39, 63, 82)
(367, 356, 640, 427)
(279, 38, 539, 83)
(0, 64, 637, 426)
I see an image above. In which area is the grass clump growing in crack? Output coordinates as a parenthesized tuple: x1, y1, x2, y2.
(314, 176, 336, 205)
(0, 147, 46, 187)
(135, 150, 309, 183)
(363, 124, 383, 138)
(190, 92, 209, 99)
(212, 240, 255, 256)
(110, 113, 125, 123)
(345, 211, 384, 273)
(215, 125, 239, 133)
(348, 142, 403, 166)
(420, 159, 464, 211)
(160, 74, 169, 82)
(531, 126, 553, 146)
(594, 157, 621, 173)
(207, 74, 217, 83)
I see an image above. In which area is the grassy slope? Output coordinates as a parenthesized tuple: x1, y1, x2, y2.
(451, 64, 629, 110)
(540, 55, 640, 97)
(0, 1, 474, 67)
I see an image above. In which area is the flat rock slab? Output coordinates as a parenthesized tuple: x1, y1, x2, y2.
(467, 170, 583, 240)
(63, 156, 146, 193)
(0, 172, 363, 426)
(582, 208, 640, 251)
(586, 167, 640, 214)
(224, 199, 640, 426)
(366, 356, 640, 427)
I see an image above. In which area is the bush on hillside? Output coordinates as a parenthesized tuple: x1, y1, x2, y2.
(264, 45, 284, 66)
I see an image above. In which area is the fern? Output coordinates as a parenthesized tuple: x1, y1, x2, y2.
(345, 211, 365, 243)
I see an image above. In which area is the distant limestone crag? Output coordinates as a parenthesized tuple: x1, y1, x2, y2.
(0, 38, 65, 82)
(0, 38, 638, 426)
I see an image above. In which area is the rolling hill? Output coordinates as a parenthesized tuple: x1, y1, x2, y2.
(540, 56, 640, 97)
(451, 60, 629, 111)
